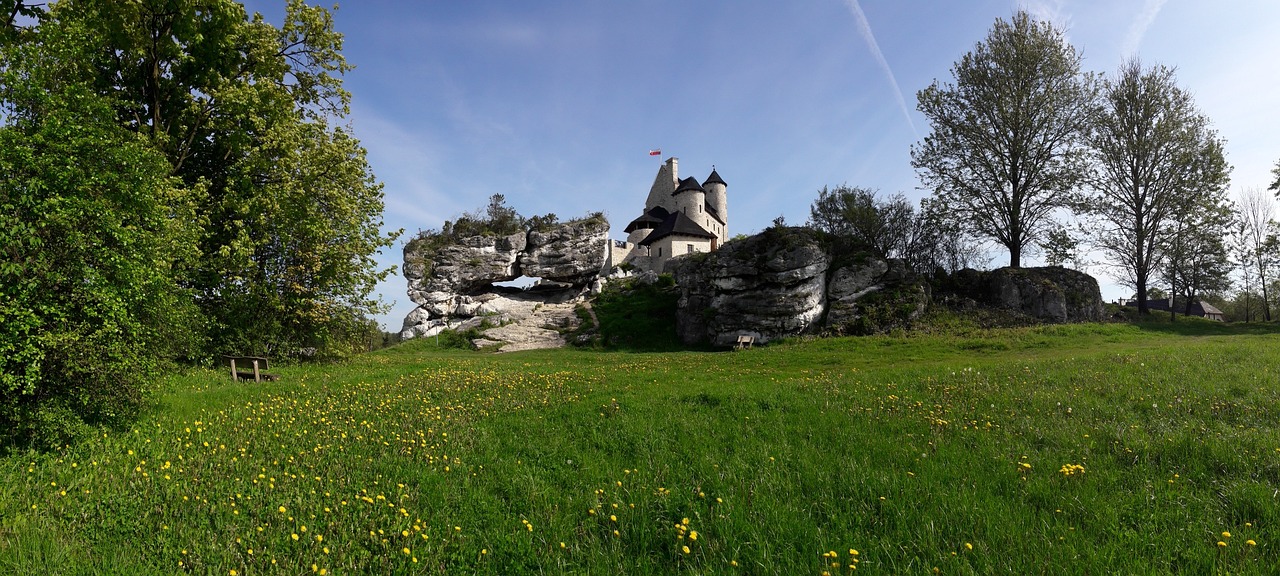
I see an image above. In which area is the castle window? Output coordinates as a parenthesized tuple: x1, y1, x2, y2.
(687, 244, 694, 254)
(657, 247, 662, 257)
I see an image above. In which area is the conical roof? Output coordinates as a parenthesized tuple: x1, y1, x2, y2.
(672, 176, 705, 195)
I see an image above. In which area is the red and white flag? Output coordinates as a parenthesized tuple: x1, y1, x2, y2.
(648, 149, 661, 156)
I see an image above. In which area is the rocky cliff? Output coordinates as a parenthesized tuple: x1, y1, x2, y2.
(946, 266, 1104, 323)
(669, 227, 1103, 347)
(400, 214, 609, 345)
(669, 227, 930, 347)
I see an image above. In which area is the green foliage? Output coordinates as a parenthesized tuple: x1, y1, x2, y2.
(807, 184, 915, 259)
(590, 279, 681, 350)
(913, 11, 1095, 268)
(0, 27, 200, 447)
(0, 0, 397, 446)
(6, 323, 1280, 572)
(1086, 59, 1230, 312)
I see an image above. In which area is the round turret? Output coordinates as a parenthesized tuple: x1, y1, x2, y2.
(672, 177, 706, 220)
(702, 169, 727, 240)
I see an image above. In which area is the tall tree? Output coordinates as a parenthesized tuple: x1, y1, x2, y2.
(41, 0, 399, 357)
(1164, 186, 1234, 319)
(912, 11, 1094, 268)
(1236, 187, 1276, 320)
(0, 15, 201, 446)
(807, 185, 915, 259)
(1084, 59, 1230, 314)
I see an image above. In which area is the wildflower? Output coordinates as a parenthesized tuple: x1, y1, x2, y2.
(403, 547, 411, 555)
(609, 515, 617, 522)
(291, 533, 299, 541)
(1218, 541, 1228, 548)
(1222, 531, 1231, 538)
(689, 531, 698, 541)
(682, 545, 690, 554)
(965, 542, 973, 550)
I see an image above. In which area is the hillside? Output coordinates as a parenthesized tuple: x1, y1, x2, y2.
(4, 320, 1280, 574)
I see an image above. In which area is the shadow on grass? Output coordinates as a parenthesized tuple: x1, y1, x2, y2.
(1123, 314, 1280, 337)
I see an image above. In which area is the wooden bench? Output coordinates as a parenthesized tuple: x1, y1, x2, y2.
(223, 355, 279, 382)
(734, 335, 754, 350)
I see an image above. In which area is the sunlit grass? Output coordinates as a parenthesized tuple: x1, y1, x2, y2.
(3, 320, 1280, 574)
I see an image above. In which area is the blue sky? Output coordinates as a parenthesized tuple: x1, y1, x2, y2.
(243, 1, 1280, 330)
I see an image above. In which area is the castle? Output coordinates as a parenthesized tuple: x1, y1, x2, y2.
(609, 157, 728, 273)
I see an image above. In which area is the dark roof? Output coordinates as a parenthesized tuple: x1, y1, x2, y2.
(1124, 298, 1224, 318)
(639, 211, 717, 246)
(705, 203, 724, 225)
(671, 176, 705, 196)
(702, 169, 726, 188)
(624, 206, 670, 233)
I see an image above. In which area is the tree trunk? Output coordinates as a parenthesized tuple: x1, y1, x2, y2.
(1009, 244, 1021, 268)
(1135, 275, 1149, 314)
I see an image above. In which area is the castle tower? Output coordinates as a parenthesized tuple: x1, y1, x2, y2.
(643, 157, 679, 213)
(671, 177, 706, 219)
(702, 168, 727, 243)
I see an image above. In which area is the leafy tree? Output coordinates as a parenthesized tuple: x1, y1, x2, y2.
(0, 17, 200, 447)
(35, 0, 399, 357)
(912, 11, 1095, 268)
(1163, 185, 1235, 320)
(910, 197, 990, 275)
(807, 185, 915, 258)
(1084, 59, 1230, 314)
(1039, 225, 1082, 268)
(0, 0, 396, 444)
(1235, 187, 1277, 320)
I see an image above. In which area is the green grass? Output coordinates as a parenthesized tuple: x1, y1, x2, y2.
(4, 320, 1280, 574)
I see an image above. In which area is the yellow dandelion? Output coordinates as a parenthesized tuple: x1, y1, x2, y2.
(689, 531, 698, 541)
(291, 533, 299, 541)
(403, 547, 411, 555)
(682, 545, 691, 554)
(1218, 541, 1228, 548)
(609, 515, 617, 522)
(1247, 540, 1257, 546)
(1222, 531, 1231, 538)
(965, 542, 973, 550)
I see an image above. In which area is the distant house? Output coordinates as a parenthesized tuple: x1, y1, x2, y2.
(1123, 297, 1224, 321)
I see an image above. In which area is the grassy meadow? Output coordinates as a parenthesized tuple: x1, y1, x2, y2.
(3, 319, 1280, 574)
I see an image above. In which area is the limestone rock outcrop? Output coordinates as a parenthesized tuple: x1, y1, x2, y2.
(671, 227, 831, 347)
(669, 228, 1104, 347)
(948, 266, 1103, 323)
(520, 217, 612, 285)
(400, 214, 609, 345)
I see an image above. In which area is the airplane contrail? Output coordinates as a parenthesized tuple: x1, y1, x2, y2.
(843, 0, 917, 138)
(1121, 0, 1167, 57)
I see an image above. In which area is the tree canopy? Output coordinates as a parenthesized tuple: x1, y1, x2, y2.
(912, 11, 1095, 268)
(1, 0, 396, 447)
(1084, 59, 1230, 314)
